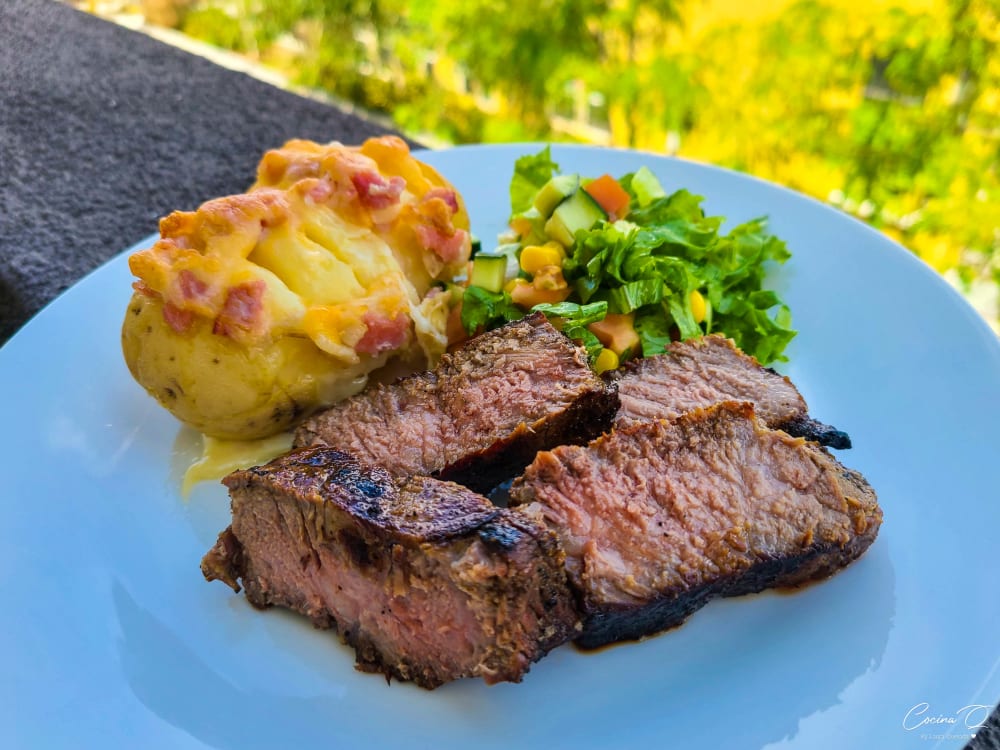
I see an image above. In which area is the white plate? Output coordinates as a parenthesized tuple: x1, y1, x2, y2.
(2, 145, 998, 749)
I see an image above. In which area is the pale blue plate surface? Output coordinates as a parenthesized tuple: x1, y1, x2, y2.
(1, 145, 997, 749)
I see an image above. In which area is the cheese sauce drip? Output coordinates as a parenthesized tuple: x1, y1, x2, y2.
(182, 432, 294, 498)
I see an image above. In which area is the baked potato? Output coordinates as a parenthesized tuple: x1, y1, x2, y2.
(122, 136, 468, 440)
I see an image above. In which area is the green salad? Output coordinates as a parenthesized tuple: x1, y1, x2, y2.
(460, 147, 796, 370)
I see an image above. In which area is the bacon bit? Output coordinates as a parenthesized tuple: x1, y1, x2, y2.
(307, 179, 334, 204)
(352, 170, 406, 210)
(213, 280, 266, 338)
(424, 187, 459, 213)
(162, 302, 195, 333)
(415, 224, 469, 264)
(131, 280, 159, 298)
(355, 311, 411, 356)
(178, 270, 210, 303)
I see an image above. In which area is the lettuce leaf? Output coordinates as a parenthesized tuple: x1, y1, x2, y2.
(563, 324, 605, 360)
(634, 305, 673, 356)
(530, 300, 608, 328)
(460, 286, 522, 335)
(531, 300, 608, 360)
(509, 147, 559, 218)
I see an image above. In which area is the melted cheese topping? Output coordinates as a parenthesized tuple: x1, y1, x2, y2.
(129, 135, 471, 365)
(182, 432, 294, 498)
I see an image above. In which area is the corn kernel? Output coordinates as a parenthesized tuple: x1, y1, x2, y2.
(594, 348, 620, 374)
(520, 244, 565, 275)
(690, 289, 707, 324)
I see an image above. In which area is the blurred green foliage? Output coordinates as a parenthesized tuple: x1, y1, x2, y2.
(175, 0, 999, 328)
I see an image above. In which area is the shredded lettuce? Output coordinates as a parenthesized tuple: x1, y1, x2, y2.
(460, 286, 522, 335)
(530, 300, 609, 328)
(531, 301, 608, 359)
(560, 177, 795, 363)
(465, 148, 797, 365)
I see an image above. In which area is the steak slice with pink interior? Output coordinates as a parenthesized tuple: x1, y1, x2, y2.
(202, 446, 579, 689)
(293, 313, 619, 493)
(509, 401, 881, 648)
(609, 335, 851, 448)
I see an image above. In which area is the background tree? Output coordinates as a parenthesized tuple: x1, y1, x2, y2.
(439, 0, 600, 136)
(170, 0, 999, 328)
(591, 0, 685, 147)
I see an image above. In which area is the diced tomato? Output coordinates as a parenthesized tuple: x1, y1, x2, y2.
(587, 312, 640, 357)
(583, 174, 630, 220)
(445, 301, 468, 347)
(509, 278, 571, 307)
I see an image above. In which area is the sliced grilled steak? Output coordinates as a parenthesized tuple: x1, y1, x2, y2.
(202, 446, 579, 689)
(509, 401, 881, 649)
(294, 313, 619, 492)
(610, 335, 851, 448)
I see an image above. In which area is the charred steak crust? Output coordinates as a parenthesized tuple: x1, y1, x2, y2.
(509, 401, 881, 649)
(577, 522, 877, 648)
(203, 447, 579, 688)
(777, 415, 852, 450)
(201, 526, 243, 591)
(609, 334, 850, 449)
(293, 313, 619, 493)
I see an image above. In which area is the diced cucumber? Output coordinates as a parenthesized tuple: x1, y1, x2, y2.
(545, 188, 607, 248)
(631, 166, 666, 206)
(510, 206, 548, 245)
(470, 235, 482, 257)
(469, 254, 509, 293)
(524, 228, 548, 247)
(533, 174, 580, 218)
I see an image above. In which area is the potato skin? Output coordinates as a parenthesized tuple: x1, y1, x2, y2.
(122, 293, 376, 440)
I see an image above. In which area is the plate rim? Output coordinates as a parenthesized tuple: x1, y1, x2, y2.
(1, 141, 998, 748)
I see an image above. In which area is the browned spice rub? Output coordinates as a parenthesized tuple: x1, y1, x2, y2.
(293, 313, 620, 493)
(202, 446, 579, 688)
(609, 335, 851, 448)
(509, 401, 881, 649)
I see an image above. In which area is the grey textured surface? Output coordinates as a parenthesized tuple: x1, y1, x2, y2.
(0, 0, 401, 344)
(977, 721, 1000, 750)
(0, 2, 997, 748)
